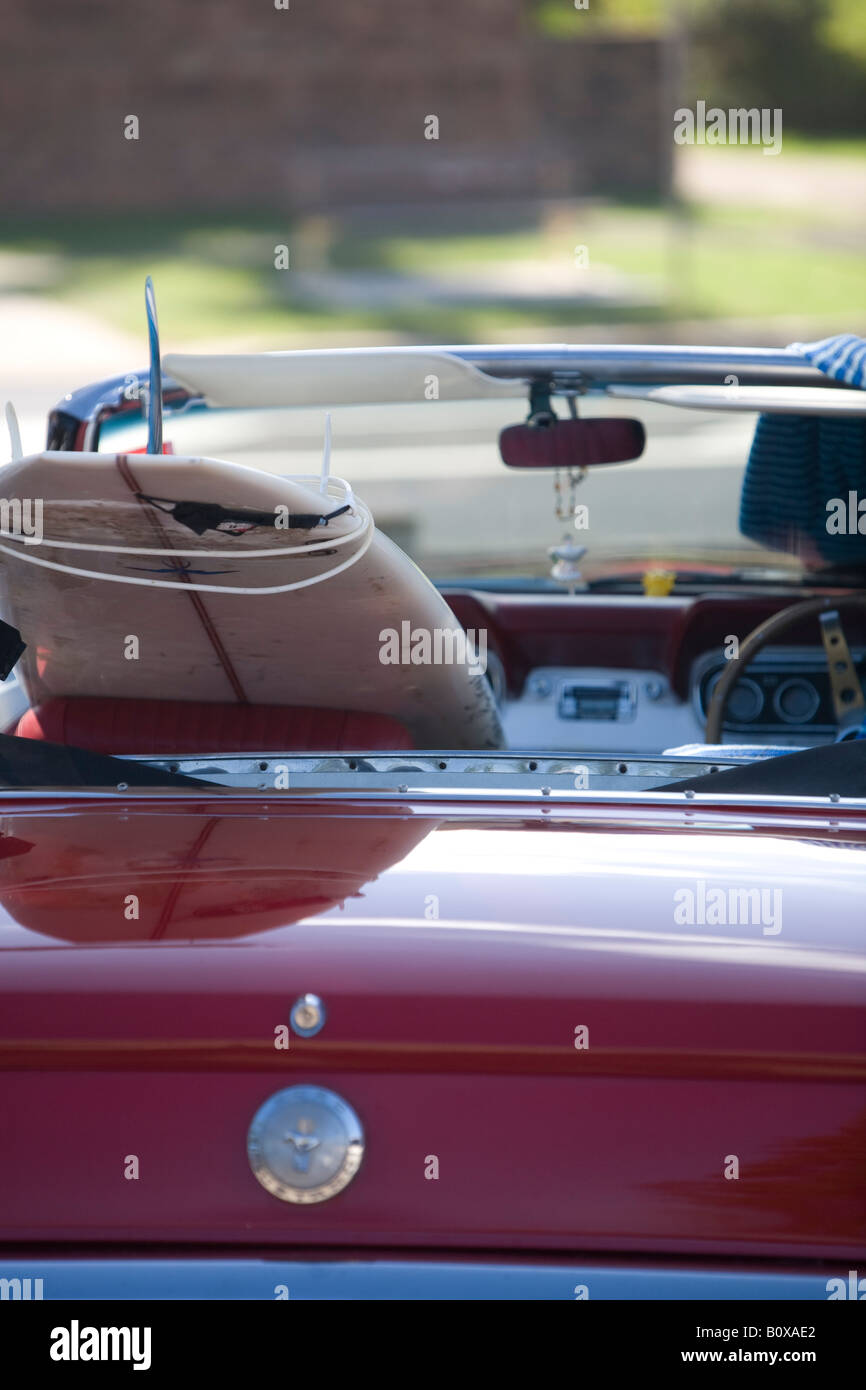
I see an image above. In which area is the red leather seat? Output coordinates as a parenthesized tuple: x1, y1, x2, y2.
(14, 697, 414, 755)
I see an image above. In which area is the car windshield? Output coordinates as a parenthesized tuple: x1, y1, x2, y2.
(97, 395, 804, 585)
(3, 347, 866, 800)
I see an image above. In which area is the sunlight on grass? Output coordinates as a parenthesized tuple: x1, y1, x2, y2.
(1, 176, 863, 345)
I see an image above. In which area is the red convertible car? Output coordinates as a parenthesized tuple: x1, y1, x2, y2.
(0, 302, 864, 1300)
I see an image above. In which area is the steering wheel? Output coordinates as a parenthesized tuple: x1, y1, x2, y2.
(704, 595, 866, 744)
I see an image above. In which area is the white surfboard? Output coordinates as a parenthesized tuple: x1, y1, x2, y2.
(0, 451, 504, 750)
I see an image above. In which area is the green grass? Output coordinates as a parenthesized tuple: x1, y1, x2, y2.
(570, 205, 866, 318)
(327, 203, 866, 323)
(1, 184, 864, 346)
(677, 133, 866, 160)
(772, 133, 866, 159)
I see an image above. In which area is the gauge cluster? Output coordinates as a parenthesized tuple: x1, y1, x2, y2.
(692, 646, 865, 738)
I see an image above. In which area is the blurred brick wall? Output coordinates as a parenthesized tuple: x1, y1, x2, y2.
(536, 36, 675, 198)
(0, 0, 670, 214)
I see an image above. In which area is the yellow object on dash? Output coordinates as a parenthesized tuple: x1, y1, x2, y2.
(642, 569, 676, 597)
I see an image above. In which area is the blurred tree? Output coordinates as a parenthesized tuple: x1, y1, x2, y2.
(688, 0, 866, 134)
(529, 0, 866, 136)
(531, 0, 667, 34)
(821, 0, 866, 64)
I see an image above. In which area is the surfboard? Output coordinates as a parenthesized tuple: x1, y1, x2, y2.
(0, 450, 504, 750)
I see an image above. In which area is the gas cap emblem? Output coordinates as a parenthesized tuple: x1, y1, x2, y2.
(247, 1086, 364, 1204)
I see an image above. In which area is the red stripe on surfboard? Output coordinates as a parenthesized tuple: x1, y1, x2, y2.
(115, 455, 249, 704)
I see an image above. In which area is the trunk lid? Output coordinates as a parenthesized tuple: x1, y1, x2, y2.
(1, 797, 864, 1258)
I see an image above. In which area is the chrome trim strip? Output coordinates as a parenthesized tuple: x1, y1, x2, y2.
(131, 750, 741, 793)
(0, 789, 864, 825)
(453, 344, 836, 389)
(0, 1258, 840, 1301)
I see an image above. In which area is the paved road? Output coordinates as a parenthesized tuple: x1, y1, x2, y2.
(0, 294, 140, 455)
(676, 147, 866, 220)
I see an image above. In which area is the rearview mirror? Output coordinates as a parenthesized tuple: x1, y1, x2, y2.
(499, 417, 645, 469)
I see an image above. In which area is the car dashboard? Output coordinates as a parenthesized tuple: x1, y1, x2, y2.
(444, 588, 865, 755)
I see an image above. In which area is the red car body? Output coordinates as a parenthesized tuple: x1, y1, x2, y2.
(2, 792, 864, 1291)
(2, 339, 865, 1300)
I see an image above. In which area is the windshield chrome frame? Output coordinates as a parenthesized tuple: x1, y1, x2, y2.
(47, 345, 852, 452)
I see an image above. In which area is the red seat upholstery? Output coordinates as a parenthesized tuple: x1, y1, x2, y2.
(14, 697, 414, 755)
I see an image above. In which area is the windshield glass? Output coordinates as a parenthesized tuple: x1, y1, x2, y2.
(1, 375, 863, 797)
(98, 396, 800, 584)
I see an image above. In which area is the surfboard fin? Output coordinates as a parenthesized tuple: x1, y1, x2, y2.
(144, 276, 163, 456)
(5, 402, 23, 461)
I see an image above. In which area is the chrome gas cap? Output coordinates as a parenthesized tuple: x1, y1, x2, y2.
(247, 1086, 364, 1204)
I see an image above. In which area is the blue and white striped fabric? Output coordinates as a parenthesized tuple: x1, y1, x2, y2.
(790, 333, 866, 387)
(739, 334, 866, 564)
